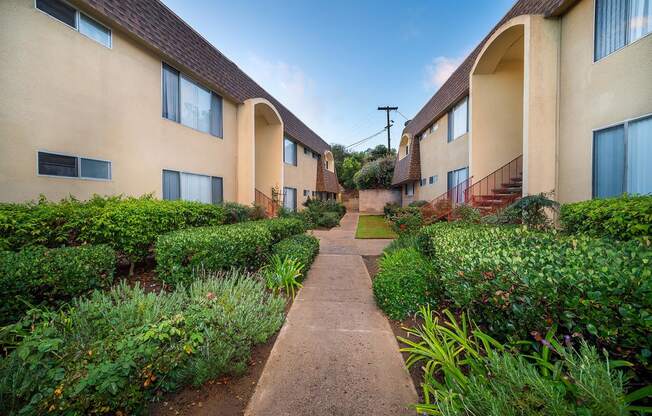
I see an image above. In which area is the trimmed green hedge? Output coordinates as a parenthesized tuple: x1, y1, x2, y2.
(0, 245, 115, 324)
(0, 196, 233, 264)
(560, 195, 652, 241)
(372, 248, 437, 320)
(417, 223, 652, 367)
(156, 218, 307, 285)
(272, 234, 319, 272)
(0, 273, 285, 415)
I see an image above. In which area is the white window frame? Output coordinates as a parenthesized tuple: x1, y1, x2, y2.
(448, 97, 469, 142)
(161, 169, 223, 204)
(593, 0, 652, 62)
(36, 150, 112, 181)
(284, 137, 298, 166)
(34, 0, 112, 49)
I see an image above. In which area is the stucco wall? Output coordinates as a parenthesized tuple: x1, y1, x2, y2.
(0, 0, 241, 203)
(254, 114, 283, 200)
(284, 144, 318, 210)
(360, 189, 401, 213)
(414, 113, 469, 204)
(557, 0, 652, 202)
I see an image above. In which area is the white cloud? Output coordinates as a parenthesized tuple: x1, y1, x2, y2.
(244, 53, 324, 134)
(424, 55, 465, 90)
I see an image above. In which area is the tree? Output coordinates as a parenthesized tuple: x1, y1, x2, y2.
(366, 144, 395, 162)
(352, 156, 395, 190)
(330, 143, 347, 179)
(340, 156, 363, 190)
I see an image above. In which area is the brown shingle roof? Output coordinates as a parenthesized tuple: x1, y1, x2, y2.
(316, 158, 340, 193)
(78, 0, 330, 154)
(403, 0, 577, 139)
(391, 137, 421, 186)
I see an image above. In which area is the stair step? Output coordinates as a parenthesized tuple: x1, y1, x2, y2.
(510, 177, 523, 182)
(501, 182, 523, 188)
(492, 187, 521, 194)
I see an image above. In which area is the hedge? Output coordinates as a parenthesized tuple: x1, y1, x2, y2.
(560, 194, 652, 241)
(0, 273, 285, 415)
(272, 234, 319, 272)
(417, 223, 652, 368)
(0, 196, 254, 265)
(372, 248, 437, 320)
(155, 218, 307, 285)
(0, 245, 115, 324)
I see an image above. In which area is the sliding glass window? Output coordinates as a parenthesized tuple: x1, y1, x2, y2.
(595, 0, 652, 60)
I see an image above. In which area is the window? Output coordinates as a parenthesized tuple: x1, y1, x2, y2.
(429, 175, 438, 185)
(326, 160, 329, 170)
(595, 0, 652, 61)
(162, 170, 223, 204)
(405, 145, 410, 156)
(420, 178, 427, 186)
(304, 146, 309, 155)
(283, 187, 297, 211)
(38, 151, 111, 179)
(312, 151, 319, 159)
(448, 167, 469, 203)
(162, 64, 223, 137)
(36, 0, 111, 47)
(405, 182, 415, 196)
(593, 114, 651, 198)
(284, 137, 297, 165)
(448, 97, 469, 142)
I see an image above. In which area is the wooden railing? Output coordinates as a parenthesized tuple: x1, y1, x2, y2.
(465, 155, 523, 215)
(421, 177, 473, 221)
(255, 189, 279, 218)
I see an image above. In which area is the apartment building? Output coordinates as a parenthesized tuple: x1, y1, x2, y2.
(0, 0, 339, 211)
(393, 0, 651, 211)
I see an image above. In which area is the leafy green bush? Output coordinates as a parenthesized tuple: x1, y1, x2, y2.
(408, 200, 429, 208)
(352, 156, 395, 189)
(155, 222, 272, 286)
(272, 234, 319, 272)
(388, 207, 423, 234)
(400, 307, 648, 416)
(297, 198, 346, 229)
(384, 233, 419, 254)
(0, 272, 285, 415)
(372, 248, 437, 320)
(257, 218, 307, 243)
(417, 223, 652, 368)
(222, 202, 255, 224)
(261, 255, 304, 299)
(450, 204, 481, 223)
(560, 194, 652, 241)
(315, 211, 341, 228)
(383, 202, 400, 218)
(0, 196, 230, 267)
(0, 245, 115, 324)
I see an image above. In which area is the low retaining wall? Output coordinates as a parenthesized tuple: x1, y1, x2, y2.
(359, 189, 401, 214)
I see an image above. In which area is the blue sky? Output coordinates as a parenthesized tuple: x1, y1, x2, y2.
(162, 0, 514, 150)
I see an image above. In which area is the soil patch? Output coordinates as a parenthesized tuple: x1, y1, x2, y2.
(362, 254, 425, 402)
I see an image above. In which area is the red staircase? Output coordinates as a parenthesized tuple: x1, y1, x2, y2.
(255, 189, 279, 218)
(421, 155, 523, 221)
(465, 155, 523, 216)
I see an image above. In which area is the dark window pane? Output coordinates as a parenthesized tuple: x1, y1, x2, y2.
(38, 152, 77, 177)
(162, 170, 181, 200)
(211, 177, 223, 204)
(595, 0, 628, 60)
(593, 125, 625, 198)
(210, 93, 223, 137)
(162, 64, 180, 122)
(36, 0, 76, 28)
(80, 158, 110, 179)
(284, 138, 297, 165)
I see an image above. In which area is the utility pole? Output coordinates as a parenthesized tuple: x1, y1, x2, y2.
(377, 106, 398, 153)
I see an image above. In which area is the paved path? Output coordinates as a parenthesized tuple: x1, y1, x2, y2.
(246, 213, 417, 416)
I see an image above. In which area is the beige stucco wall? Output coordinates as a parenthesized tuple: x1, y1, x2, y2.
(414, 114, 469, 203)
(557, 0, 652, 202)
(283, 144, 318, 210)
(360, 189, 401, 213)
(0, 0, 242, 203)
(254, 113, 284, 200)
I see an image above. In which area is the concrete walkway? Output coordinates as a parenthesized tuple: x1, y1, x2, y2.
(246, 213, 417, 416)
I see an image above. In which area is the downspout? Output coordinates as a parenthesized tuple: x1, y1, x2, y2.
(554, 17, 562, 203)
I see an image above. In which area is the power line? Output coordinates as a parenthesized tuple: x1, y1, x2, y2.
(395, 109, 410, 121)
(345, 126, 389, 150)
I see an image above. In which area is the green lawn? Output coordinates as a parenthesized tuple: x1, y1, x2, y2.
(355, 215, 397, 239)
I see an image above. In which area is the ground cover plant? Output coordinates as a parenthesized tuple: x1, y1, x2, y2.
(0, 245, 115, 324)
(0, 271, 285, 416)
(355, 215, 397, 239)
(560, 194, 652, 241)
(400, 307, 651, 415)
(261, 255, 304, 299)
(272, 234, 319, 272)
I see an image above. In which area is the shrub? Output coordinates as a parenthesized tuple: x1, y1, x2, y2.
(222, 202, 254, 224)
(261, 255, 304, 299)
(272, 234, 319, 272)
(408, 200, 429, 208)
(155, 222, 272, 286)
(298, 199, 346, 229)
(560, 194, 652, 241)
(450, 204, 481, 223)
(0, 272, 285, 415)
(0, 245, 115, 324)
(417, 223, 652, 368)
(388, 207, 423, 234)
(257, 218, 307, 243)
(0, 196, 230, 268)
(384, 233, 419, 254)
(315, 211, 341, 228)
(352, 156, 395, 189)
(383, 202, 400, 218)
(372, 248, 437, 320)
